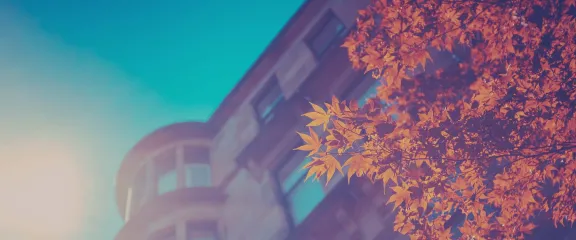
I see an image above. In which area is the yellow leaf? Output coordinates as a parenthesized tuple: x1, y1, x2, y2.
(294, 128, 322, 156)
(441, 131, 450, 138)
(304, 164, 325, 182)
(302, 112, 330, 128)
(323, 155, 343, 185)
(381, 168, 398, 186)
(310, 102, 326, 115)
(418, 109, 434, 122)
(328, 95, 342, 115)
(305, 102, 330, 130)
(343, 154, 371, 183)
(387, 185, 412, 210)
(519, 223, 537, 234)
(437, 227, 453, 240)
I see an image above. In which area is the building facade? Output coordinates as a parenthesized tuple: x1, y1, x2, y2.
(110, 0, 528, 239)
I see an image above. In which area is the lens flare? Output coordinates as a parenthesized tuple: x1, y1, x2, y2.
(0, 137, 87, 239)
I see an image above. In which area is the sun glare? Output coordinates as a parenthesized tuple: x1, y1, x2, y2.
(0, 138, 87, 239)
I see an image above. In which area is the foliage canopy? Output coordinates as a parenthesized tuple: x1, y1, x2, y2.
(297, 0, 576, 239)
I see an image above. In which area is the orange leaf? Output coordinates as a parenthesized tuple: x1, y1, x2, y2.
(519, 223, 537, 234)
(304, 164, 325, 182)
(294, 128, 322, 156)
(323, 154, 344, 185)
(303, 102, 330, 130)
(381, 168, 398, 186)
(343, 154, 371, 183)
(387, 185, 412, 210)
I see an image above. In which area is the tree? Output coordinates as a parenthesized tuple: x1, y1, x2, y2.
(296, 0, 576, 239)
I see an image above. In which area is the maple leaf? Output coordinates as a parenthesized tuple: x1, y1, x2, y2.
(417, 109, 434, 122)
(519, 223, 537, 234)
(304, 161, 325, 182)
(381, 168, 398, 186)
(437, 227, 452, 240)
(296, 0, 576, 238)
(387, 185, 412, 210)
(343, 154, 372, 183)
(323, 154, 344, 185)
(294, 127, 322, 156)
(302, 102, 330, 130)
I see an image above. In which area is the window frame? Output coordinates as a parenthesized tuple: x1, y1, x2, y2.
(251, 75, 286, 125)
(305, 10, 347, 59)
(184, 163, 212, 188)
(182, 145, 212, 188)
(153, 147, 178, 196)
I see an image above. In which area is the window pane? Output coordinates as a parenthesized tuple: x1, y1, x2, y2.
(254, 77, 284, 123)
(154, 147, 177, 195)
(358, 81, 381, 107)
(259, 95, 283, 123)
(185, 163, 211, 188)
(310, 13, 345, 56)
(281, 156, 311, 193)
(278, 150, 328, 225)
(183, 145, 210, 164)
(287, 179, 326, 225)
(158, 170, 177, 195)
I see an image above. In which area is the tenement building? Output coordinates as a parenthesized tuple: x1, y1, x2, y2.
(112, 0, 478, 239)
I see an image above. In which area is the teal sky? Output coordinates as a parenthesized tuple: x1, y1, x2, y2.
(0, 1, 304, 239)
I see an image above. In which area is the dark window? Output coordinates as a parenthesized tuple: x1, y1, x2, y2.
(253, 76, 285, 124)
(154, 147, 178, 195)
(307, 11, 347, 58)
(183, 145, 210, 163)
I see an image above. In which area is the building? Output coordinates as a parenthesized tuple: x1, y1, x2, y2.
(113, 0, 400, 238)
(112, 0, 569, 239)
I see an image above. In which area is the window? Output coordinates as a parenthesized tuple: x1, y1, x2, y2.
(278, 149, 331, 225)
(154, 147, 178, 195)
(361, 74, 400, 121)
(183, 146, 212, 188)
(358, 80, 382, 107)
(185, 164, 211, 188)
(307, 11, 347, 58)
(253, 76, 285, 124)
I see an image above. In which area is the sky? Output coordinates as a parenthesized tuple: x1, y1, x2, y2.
(0, 0, 305, 239)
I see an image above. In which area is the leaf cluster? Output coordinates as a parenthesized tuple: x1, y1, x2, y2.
(297, 0, 576, 239)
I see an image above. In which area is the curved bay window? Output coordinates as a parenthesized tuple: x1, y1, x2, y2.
(183, 145, 212, 188)
(155, 147, 178, 195)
